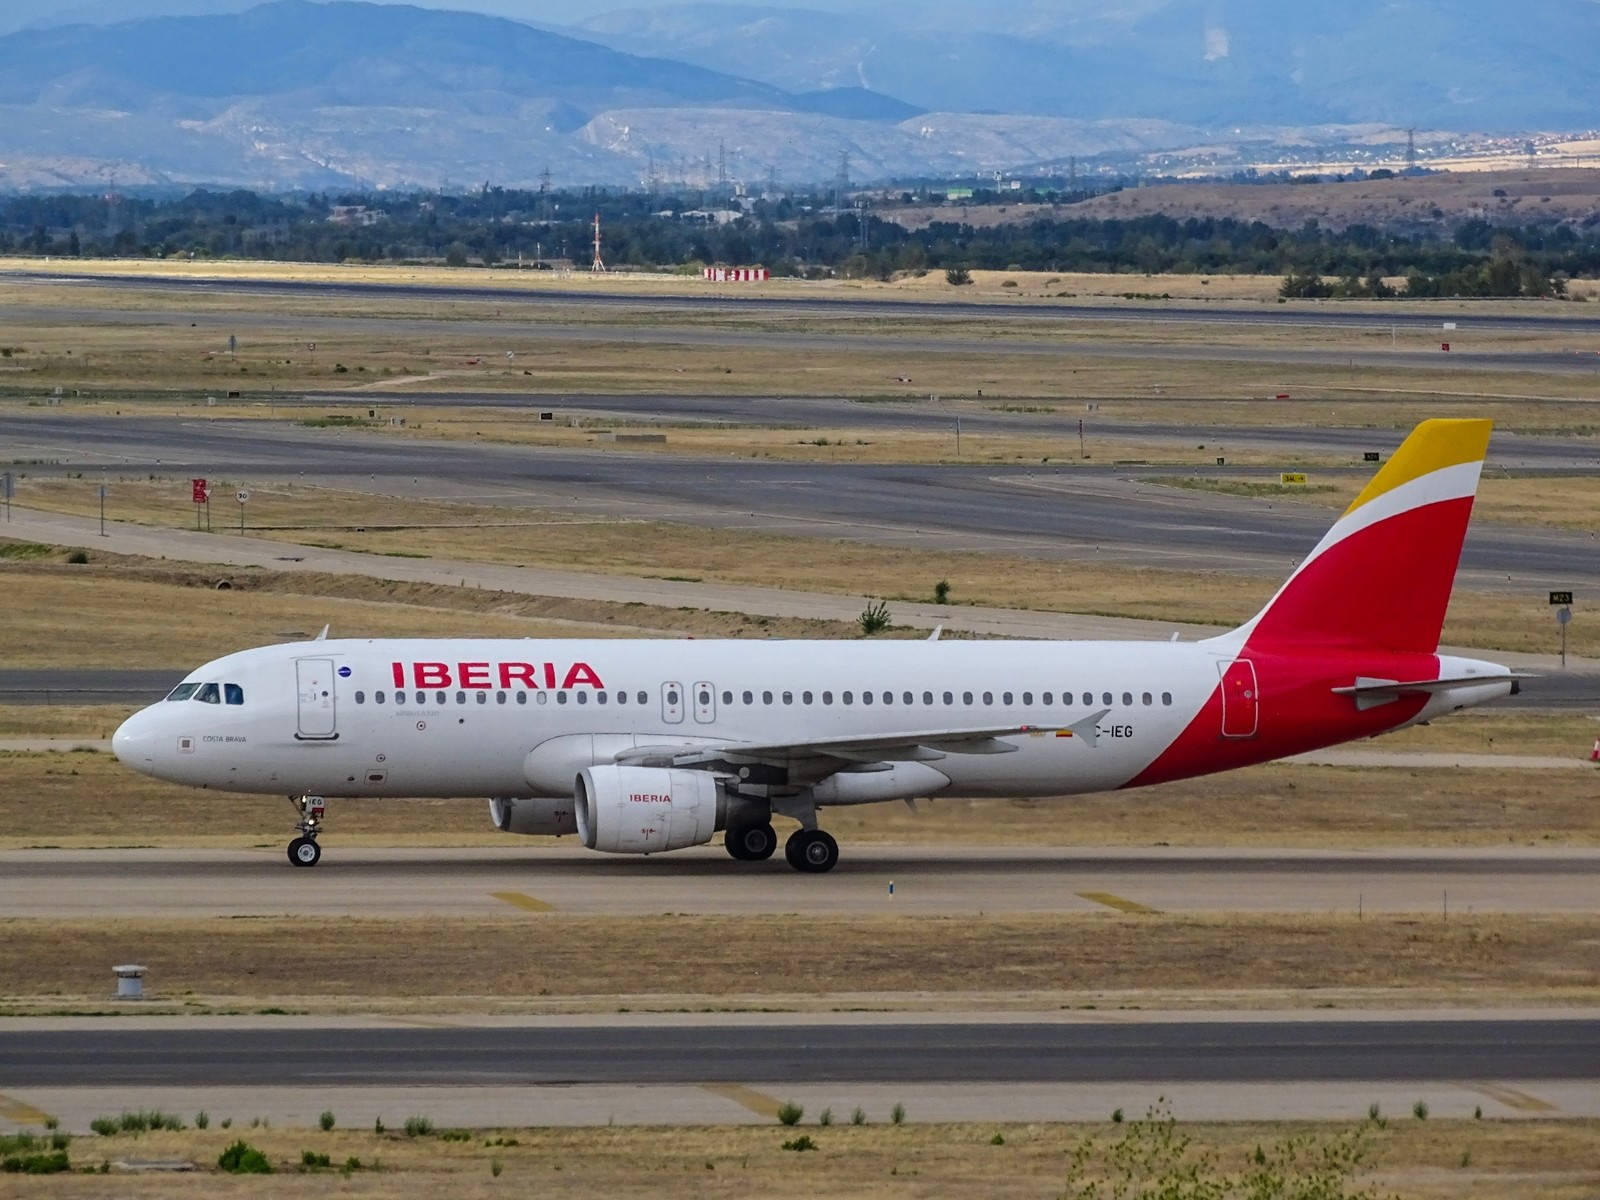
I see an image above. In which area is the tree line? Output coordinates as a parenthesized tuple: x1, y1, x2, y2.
(1, 186, 1596, 295)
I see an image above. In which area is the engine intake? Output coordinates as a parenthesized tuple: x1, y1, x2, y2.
(574, 764, 720, 854)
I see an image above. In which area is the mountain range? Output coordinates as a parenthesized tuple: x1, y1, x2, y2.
(0, 0, 1596, 191)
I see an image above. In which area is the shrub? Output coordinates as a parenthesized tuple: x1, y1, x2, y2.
(65, 549, 89, 564)
(945, 267, 973, 286)
(374, 1117, 384, 1134)
(776, 1102, 804, 1127)
(491, 1158, 503, 1177)
(890, 1102, 906, 1125)
(1, 1150, 69, 1174)
(933, 578, 950, 605)
(217, 1140, 272, 1174)
(781, 1134, 817, 1152)
(990, 1132, 1005, 1145)
(403, 1115, 434, 1138)
(1111, 1108, 1124, 1123)
(857, 599, 891, 636)
(318, 1110, 335, 1132)
(850, 1107, 866, 1126)
(1413, 1100, 1429, 1121)
(300, 1150, 331, 1169)
(194, 1112, 209, 1130)
(89, 1118, 118, 1137)
(439, 1129, 472, 1142)
(817, 1108, 832, 1126)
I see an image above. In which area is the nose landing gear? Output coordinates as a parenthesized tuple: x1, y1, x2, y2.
(286, 795, 326, 867)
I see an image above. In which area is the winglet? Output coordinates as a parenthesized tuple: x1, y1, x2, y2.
(315, 624, 330, 641)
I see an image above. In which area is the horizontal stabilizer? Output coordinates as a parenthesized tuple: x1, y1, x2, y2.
(1331, 674, 1526, 711)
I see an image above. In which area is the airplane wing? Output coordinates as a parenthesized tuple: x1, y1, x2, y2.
(613, 709, 1112, 771)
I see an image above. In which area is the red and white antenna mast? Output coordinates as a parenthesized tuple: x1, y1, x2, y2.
(590, 212, 606, 273)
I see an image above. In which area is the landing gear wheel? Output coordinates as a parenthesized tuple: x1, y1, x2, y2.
(725, 823, 778, 861)
(784, 829, 839, 874)
(287, 836, 322, 867)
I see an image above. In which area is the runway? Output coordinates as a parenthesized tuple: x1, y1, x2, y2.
(3, 847, 1597, 917)
(23, 268, 1600, 334)
(3, 412, 1594, 585)
(3, 1018, 1595, 1088)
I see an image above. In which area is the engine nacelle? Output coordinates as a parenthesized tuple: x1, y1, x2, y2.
(488, 796, 577, 836)
(574, 765, 720, 854)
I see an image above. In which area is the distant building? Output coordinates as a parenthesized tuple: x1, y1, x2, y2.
(327, 205, 385, 227)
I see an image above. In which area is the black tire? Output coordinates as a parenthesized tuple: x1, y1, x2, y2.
(726, 822, 778, 862)
(288, 837, 322, 867)
(785, 829, 839, 874)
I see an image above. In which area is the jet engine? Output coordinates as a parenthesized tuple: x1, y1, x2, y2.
(574, 764, 721, 854)
(488, 796, 578, 836)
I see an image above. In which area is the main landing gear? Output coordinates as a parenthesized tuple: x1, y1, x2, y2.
(723, 820, 839, 872)
(784, 828, 838, 874)
(724, 822, 778, 862)
(286, 795, 326, 867)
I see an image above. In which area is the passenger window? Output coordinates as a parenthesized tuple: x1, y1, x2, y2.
(637, 691, 647, 705)
(943, 691, 953, 705)
(224, 684, 244, 705)
(722, 691, 733, 705)
(557, 692, 568, 705)
(803, 691, 814, 705)
(577, 691, 588, 704)
(923, 691, 933, 705)
(537, 692, 549, 705)
(666, 688, 679, 706)
(477, 692, 488, 705)
(762, 691, 773, 705)
(1122, 692, 1133, 706)
(862, 691, 873, 705)
(883, 691, 893, 705)
(166, 683, 200, 702)
(1003, 692, 1014, 705)
(354, 690, 365, 704)
(843, 691, 854, 705)
(782, 691, 793, 705)
(1142, 692, 1153, 706)
(1102, 692, 1113, 706)
(743, 690, 754, 705)
(497, 691, 507, 704)
(517, 692, 527, 705)
(1162, 692, 1173, 706)
(597, 691, 608, 705)
(822, 691, 833, 705)
(436, 691, 447, 705)
(395, 690, 406, 705)
(1083, 692, 1093, 706)
(963, 692, 973, 705)
(194, 683, 221, 704)
(456, 691, 466, 705)
(982, 691, 993, 705)
(375, 691, 386, 705)
(617, 691, 628, 705)
(1043, 692, 1053, 705)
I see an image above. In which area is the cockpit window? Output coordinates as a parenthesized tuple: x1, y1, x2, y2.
(224, 683, 244, 706)
(166, 683, 200, 702)
(194, 683, 221, 704)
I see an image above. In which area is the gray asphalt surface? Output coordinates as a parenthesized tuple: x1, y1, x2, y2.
(23, 269, 1600, 334)
(2, 1020, 1594, 1086)
(4, 412, 1594, 586)
(303, 391, 1600, 470)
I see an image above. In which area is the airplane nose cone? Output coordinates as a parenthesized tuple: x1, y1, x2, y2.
(112, 710, 158, 772)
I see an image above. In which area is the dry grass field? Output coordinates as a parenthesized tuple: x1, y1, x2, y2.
(1, 912, 1596, 1013)
(10, 474, 1592, 657)
(14, 1118, 1600, 1200)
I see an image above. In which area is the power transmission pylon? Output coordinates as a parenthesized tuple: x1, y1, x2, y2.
(590, 212, 606, 273)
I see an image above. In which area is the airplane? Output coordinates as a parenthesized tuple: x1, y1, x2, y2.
(112, 418, 1518, 872)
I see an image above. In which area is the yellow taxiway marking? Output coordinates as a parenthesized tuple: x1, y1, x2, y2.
(701, 1083, 783, 1119)
(1077, 891, 1159, 915)
(1468, 1083, 1557, 1113)
(490, 891, 555, 913)
(0, 1093, 53, 1125)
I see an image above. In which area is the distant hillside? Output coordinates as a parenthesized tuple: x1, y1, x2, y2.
(578, 0, 1600, 130)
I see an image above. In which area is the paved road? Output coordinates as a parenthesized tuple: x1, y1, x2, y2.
(4, 847, 1597, 917)
(3, 413, 1594, 585)
(298, 391, 1600, 470)
(0, 668, 182, 704)
(1, 1019, 1594, 1087)
(22, 269, 1600, 334)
